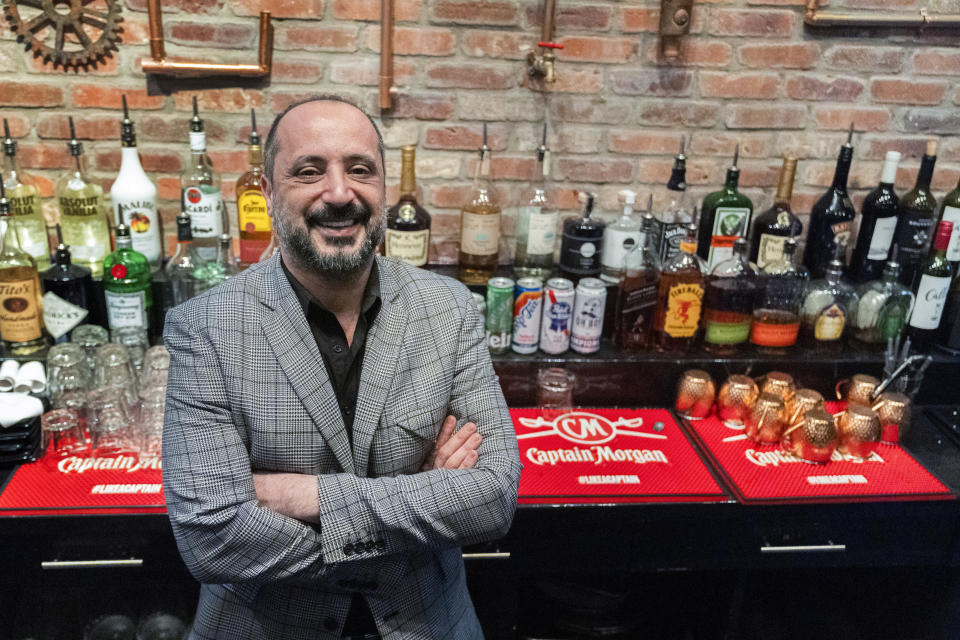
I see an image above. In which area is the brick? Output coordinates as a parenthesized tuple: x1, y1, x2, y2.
(387, 95, 455, 121)
(231, 0, 323, 18)
(555, 157, 633, 183)
(739, 43, 819, 69)
(72, 85, 164, 110)
(813, 106, 890, 132)
(206, 150, 249, 174)
(385, 154, 460, 180)
(523, 67, 604, 94)
(30, 175, 55, 198)
(461, 30, 528, 60)
(126, 0, 221, 13)
(333, 0, 421, 21)
(699, 72, 779, 99)
(785, 75, 864, 102)
(527, 4, 612, 31)
(466, 156, 537, 181)
(428, 183, 511, 208)
(364, 26, 455, 56)
(119, 17, 151, 45)
(545, 187, 580, 211)
(735, 160, 784, 188)
(167, 21, 255, 49)
(18, 144, 72, 170)
(621, 7, 659, 33)
(549, 97, 632, 125)
(609, 69, 692, 97)
(709, 9, 794, 37)
(726, 104, 807, 129)
(96, 149, 183, 174)
(379, 121, 420, 148)
(277, 25, 359, 52)
(156, 177, 181, 200)
(460, 94, 544, 122)
(139, 116, 228, 143)
(557, 36, 634, 63)
(0, 82, 63, 107)
(271, 91, 357, 114)
(929, 166, 960, 192)
(431, 1, 517, 25)
(271, 59, 324, 84)
(0, 114, 30, 138)
(746, 0, 806, 4)
(913, 49, 960, 75)
(900, 108, 960, 134)
(515, 125, 603, 154)
(777, 132, 851, 159)
(173, 89, 264, 113)
(37, 115, 119, 140)
(689, 132, 771, 158)
(638, 101, 721, 127)
(870, 78, 947, 106)
(425, 63, 515, 90)
(328, 58, 416, 86)
(637, 159, 718, 185)
(424, 125, 509, 151)
(608, 130, 685, 155)
(804, 160, 885, 190)
(859, 136, 933, 161)
(648, 40, 733, 67)
(823, 45, 905, 73)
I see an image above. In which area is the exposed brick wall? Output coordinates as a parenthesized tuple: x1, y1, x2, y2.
(2, 0, 959, 263)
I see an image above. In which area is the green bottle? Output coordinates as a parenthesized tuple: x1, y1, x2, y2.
(937, 173, 960, 272)
(2, 119, 50, 270)
(697, 145, 754, 272)
(102, 223, 152, 332)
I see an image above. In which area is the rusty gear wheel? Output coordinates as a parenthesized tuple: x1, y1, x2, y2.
(3, 0, 122, 68)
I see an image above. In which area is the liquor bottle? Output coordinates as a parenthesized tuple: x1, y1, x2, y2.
(236, 109, 271, 267)
(165, 213, 213, 306)
(652, 223, 706, 352)
(804, 124, 856, 280)
(514, 124, 557, 280)
(895, 140, 939, 289)
(559, 191, 605, 278)
(181, 97, 225, 262)
(698, 145, 754, 271)
(907, 220, 954, 351)
(208, 233, 240, 286)
(851, 151, 901, 283)
(614, 211, 661, 351)
(385, 144, 431, 267)
(751, 237, 806, 353)
(937, 271, 960, 354)
(800, 243, 858, 350)
(750, 156, 802, 270)
(2, 119, 49, 270)
(0, 180, 49, 356)
(56, 117, 111, 279)
(652, 137, 692, 263)
(938, 174, 960, 273)
(850, 246, 915, 346)
(703, 237, 758, 354)
(41, 225, 102, 342)
(258, 230, 278, 262)
(459, 124, 501, 285)
(600, 190, 641, 283)
(102, 223, 152, 332)
(111, 96, 161, 271)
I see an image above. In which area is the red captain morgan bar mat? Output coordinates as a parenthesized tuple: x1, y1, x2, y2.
(0, 453, 167, 516)
(512, 408, 729, 505)
(680, 402, 954, 505)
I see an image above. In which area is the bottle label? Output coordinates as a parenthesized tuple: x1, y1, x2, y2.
(600, 227, 641, 272)
(0, 278, 42, 342)
(830, 220, 853, 249)
(460, 211, 501, 256)
(385, 228, 430, 266)
(867, 216, 898, 261)
(116, 198, 161, 264)
(941, 205, 960, 262)
(894, 210, 936, 267)
(189, 131, 206, 152)
(105, 289, 148, 330)
(59, 194, 103, 218)
(651, 220, 687, 263)
(814, 303, 846, 341)
(878, 300, 909, 341)
(524, 208, 558, 256)
(42, 291, 88, 340)
(238, 192, 271, 232)
(707, 207, 750, 269)
(705, 320, 751, 345)
(8, 189, 41, 218)
(756, 234, 788, 270)
(664, 283, 703, 338)
(909, 274, 951, 330)
(617, 282, 657, 348)
(183, 186, 224, 239)
(560, 231, 602, 274)
(750, 319, 799, 347)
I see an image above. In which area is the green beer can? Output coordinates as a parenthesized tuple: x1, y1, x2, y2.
(485, 277, 514, 354)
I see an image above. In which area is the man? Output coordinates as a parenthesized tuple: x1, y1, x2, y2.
(162, 96, 522, 639)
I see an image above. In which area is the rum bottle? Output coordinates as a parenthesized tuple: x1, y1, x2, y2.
(907, 220, 954, 351)
(850, 246, 915, 346)
(181, 97, 224, 262)
(652, 137, 692, 263)
(2, 119, 49, 270)
(102, 223, 152, 332)
(801, 243, 858, 350)
(459, 124, 501, 284)
(614, 212, 660, 350)
(750, 156, 802, 270)
(41, 225, 102, 342)
(652, 223, 706, 352)
(851, 151, 901, 283)
(236, 109, 271, 267)
(600, 190, 641, 283)
(804, 124, 856, 279)
(698, 145, 753, 271)
(386, 144, 431, 267)
(751, 237, 805, 353)
(559, 191, 605, 278)
(703, 237, 757, 354)
(514, 124, 557, 279)
(895, 140, 939, 289)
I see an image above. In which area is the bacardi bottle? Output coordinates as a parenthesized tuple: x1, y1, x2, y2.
(181, 97, 224, 262)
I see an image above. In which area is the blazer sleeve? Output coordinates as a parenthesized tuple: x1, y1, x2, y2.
(314, 288, 523, 564)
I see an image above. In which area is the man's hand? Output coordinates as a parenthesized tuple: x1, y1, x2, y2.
(252, 472, 321, 524)
(421, 415, 482, 471)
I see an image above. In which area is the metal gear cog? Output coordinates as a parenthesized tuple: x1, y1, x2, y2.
(3, 0, 122, 68)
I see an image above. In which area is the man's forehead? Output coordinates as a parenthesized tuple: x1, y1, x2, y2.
(276, 101, 378, 153)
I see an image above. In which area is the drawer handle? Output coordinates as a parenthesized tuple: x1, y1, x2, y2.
(461, 552, 511, 560)
(760, 544, 846, 554)
(41, 559, 144, 570)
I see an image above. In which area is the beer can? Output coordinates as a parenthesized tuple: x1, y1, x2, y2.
(540, 278, 574, 354)
(471, 292, 486, 319)
(571, 277, 607, 354)
(485, 277, 514, 355)
(511, 277, 543, 355)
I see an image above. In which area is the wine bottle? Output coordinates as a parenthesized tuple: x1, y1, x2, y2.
(703, 237, 758, 355)
(2, 119, 49, 270)
(181, 97, 224, 262)
(804, 124, 856, 280)
(652, 137, 692, 263)
(907, 220, 954, 351)
(386, 145, 432, 267)
(514, 124, 557, 280)
(559, 191, 605, 278)
(600, 189, 641, 283)
(102, 223, 152, 332)
(937, 270, 960, 354)
(459, 123, 501, 284)
(851, 151, 901, 283)
(653, 223, 706, 352)
(698, 145, 753, 271)
(938, 174, 960, 273)
(750, 156, 802, 270)
(236, 109, 271, 267)
(895, 140, 939, 289)
(41, 224, 102, 342)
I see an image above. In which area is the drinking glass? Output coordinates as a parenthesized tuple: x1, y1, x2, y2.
(138, 386, 166, 458)
(537, 368, 575, 421)
(47, 343, 91, 400)
(139, 345, 171, 392)
(42, 409, 89, 458)
(87, 386, 139, 455)
(111, 326, 150, 375)
(71, 324, 109, 378)
(93, 344, 140, 409)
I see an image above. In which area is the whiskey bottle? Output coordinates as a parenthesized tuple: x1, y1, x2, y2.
(851, 151, 901, 283)
(41, 225, 102, 342)
(236, 109, 271, 267)
(2, 119, 49, 270)
(698, 145, 753, 271)
(459, 124, 501, 284)
(801, 243, 858, 350)
(703, 237, 757, 354)
(751, 237, 805, 353)
(181, 97, 224, 262)
(850, 246, 915, 346)
(894, 140, 939, 289)
(652, 137, 692, 263)
(938, 173, 960, 273)
(514, 124, 557, 280)
(386, 145, 431, 267)
(804, 124, 856, 279)
(560, 191, 605, 278)
(111, 96, 162, 271)
(750, 156, 802, 270)
(600, 190, 641, 283)
(102, 224, 152, 332)
(56, 117, 111, 278)
(907, 220, 954, 351)
(652, 223, 706, 352)
(614, 212, 661, 351)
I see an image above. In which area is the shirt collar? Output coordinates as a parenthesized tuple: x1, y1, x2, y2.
(280, 256, 382, 323)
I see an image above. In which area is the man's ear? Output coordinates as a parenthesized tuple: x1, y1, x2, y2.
(261, 174, 273, 209)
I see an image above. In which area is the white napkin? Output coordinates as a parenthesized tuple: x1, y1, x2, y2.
(0, 359, 19, 392)
(14, 361, 46, 394)
(0, 393, 44, 428)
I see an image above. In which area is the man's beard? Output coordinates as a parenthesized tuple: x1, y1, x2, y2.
(273, 200, 385, 277)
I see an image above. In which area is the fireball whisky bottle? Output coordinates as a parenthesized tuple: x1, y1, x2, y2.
(652, 222, 706, 352)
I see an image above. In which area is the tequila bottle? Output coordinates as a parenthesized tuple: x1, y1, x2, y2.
(652, 223, 706, 352)
(801, 243, 858, 349)
(41, 225, 102, 342)
(2, 119, 49, 270)
(703, 237, 757, 354)
(614, 212, 660, 351)
(600, 189, 641, 283)
(514, 124, 556, 280)
(459, 124, 501, 284)
(751, 237, 805, 353)
(850, 246, 915, 346)
(237, 109, 271, 267)
(181, 97, 224, 262)
(102, 223, 152, 332)
(385, 144, 431, 267)
(698, 145, 753, 271)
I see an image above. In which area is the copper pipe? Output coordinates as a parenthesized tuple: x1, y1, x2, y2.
(541, 0, 557, 43)
(805, 0, 960, 27)
(379, 0, 395, 110)
(142, 2, 273, 78)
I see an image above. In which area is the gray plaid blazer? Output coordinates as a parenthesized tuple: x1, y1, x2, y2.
(162, 254, 522, 639)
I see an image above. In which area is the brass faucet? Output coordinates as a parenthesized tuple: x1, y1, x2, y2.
(527, 42, 563, 84)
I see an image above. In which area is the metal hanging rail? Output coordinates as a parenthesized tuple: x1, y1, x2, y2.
(379, 0, 396, 110)
(804, 0, 960, 28)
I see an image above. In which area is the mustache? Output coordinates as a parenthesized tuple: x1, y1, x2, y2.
(305, 201, 372, 226)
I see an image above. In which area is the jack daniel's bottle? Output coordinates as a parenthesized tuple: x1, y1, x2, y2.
(386, 145, 431, 267)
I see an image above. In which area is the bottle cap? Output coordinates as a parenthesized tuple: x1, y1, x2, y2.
(577, 190, 595, 218)
(67, 116, 83, 157)
(934, 220, 954, 251)
(190, 96, 204, 133)
(115, 223, 131, 238)
(0, 176, 8, 215)
(926, 139, 937, 157)
(120, 95, 136, 146)
(618, 189, 636, 206)
(2, 119, 15, 157)
(249, 108, 260, 146)
(880, 151, 901, 184)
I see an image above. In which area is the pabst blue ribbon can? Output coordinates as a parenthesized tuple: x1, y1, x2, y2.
(540, 278, 574, 354)
(511, 277, 543, 354)
(571, 277, 607, 354)
(485, 277, 514, 355)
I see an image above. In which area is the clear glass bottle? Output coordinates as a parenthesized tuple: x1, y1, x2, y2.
(208, 233, 240, 287)
(459, 124, 501, 285)
(181, 97, 224, 262)
(652, 137, 692, 263)
(652, 223, 706, 352)
(703, 237, 758, 355)
(237, 109, 271, 268)
(801, 243, 858, 350)
(559, 191, 605, 279)
(600, 189, 641, 283)
(41, 224, 102, 342)
(850, 246, 915, 346)
(698, 145, 754, 271)
(514, 125, 557, 280)
(385, 144, 432, 267)
(751, 237, 806, 354)
(749, 156, 802, 270)
(56, 117, 111, 279)
(165, 213, 213, 306)
(102, 223, 152, 332)
(614, 212, 661, 351)
(2, 119, 49, 270)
